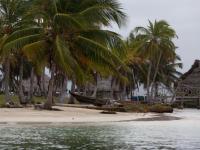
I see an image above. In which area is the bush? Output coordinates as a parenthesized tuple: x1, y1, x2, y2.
(149, 104, 173, 113)
(123, 103, 149, 113)
(117, 101, 173, 113)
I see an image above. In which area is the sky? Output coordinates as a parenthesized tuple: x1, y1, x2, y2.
(111, 0, 200, 73)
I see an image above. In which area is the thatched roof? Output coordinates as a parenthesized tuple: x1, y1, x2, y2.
(179, 59, 200, 87)
(180, 60, 200, 80)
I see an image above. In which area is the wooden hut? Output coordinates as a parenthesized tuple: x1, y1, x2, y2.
(175, 60, 200, 108)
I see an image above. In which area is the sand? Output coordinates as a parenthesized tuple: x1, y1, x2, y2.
(0, 106, 156, 123)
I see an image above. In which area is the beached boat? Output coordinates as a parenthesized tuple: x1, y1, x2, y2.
(69, 91, 108, 106)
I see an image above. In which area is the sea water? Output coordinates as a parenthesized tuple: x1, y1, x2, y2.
(0, 109, 200, 150)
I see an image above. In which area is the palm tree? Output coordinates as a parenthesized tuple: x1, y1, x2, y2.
(0, 0, 31, 103)
(4, 0, 127, 109)
(132, 20, 177, 101)
(157, 55, 182, 94)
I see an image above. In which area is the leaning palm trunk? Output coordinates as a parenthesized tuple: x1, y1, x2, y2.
(150, 52, 162, 99)
(91, 86, 97, 97)
(41, 69, 47, 97)
(170, 82, 179, 104)
(18, 57, 25, 104)
(154, 82, 159, 99)
(29, 68, 34, 101)
(121, 83, 126, 100)
(82, 83, 87, 96)
(68, 80, 75, 104)
(59, 77, 67, 103)
(146, 62, 152, 102)
(44, 63, 56, 110)
(91, 73, 98, 97)
(4, 57, 11, 103)
(110, 78, 115, 100)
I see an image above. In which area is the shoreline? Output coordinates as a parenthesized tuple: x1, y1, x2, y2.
(0, 106, 181, 124)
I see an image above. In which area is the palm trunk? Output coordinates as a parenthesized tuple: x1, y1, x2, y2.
(146, 62, 152, 102)
(59, 77, 67, 103)
(83, 84, 87, 96)
(41, 69, 47, 97)
(44, 63, 56, 110)
(91, 86, 97, 97)
(150, 52, 162, 99)
(154, 82, 159, 98)
(170, 82, 179, 103)
(19, 57, 25, 104)
(111, 78, 115, 100)
(4, 57, 11, 103)
(77, 86, 81, 94)
(29, 68, 34, 101)
(68, 80, 75, 104)
(121, 83, 126, 101)
(91, 73, 98, 97)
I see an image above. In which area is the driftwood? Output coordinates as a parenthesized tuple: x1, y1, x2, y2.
(5, 101, 23, 108)
(100, 111, 117, 114)
(34, 104, 62, 111)
(34, 104, 44, 110)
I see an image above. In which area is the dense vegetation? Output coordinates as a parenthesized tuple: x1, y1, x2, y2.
(0, 0, 182, 110)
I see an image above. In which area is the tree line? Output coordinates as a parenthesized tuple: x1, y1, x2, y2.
(0, 0, 182, 109)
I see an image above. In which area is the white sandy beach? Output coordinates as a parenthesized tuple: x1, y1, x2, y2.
(0, 106, 156, 123)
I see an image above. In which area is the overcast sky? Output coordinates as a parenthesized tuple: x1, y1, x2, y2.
(111, 0, 200, 73)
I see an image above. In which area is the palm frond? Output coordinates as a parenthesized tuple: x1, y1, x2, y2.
(76, 36, 130, 74)
(55, 35, 85, 82)
(78, 0, 126, 27)
(5, 27, 43, 44)
(53, 13, 83, 29)
(4, 34, 43, 51)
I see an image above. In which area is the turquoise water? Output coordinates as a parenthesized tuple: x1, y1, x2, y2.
(0, 109, 200, 150)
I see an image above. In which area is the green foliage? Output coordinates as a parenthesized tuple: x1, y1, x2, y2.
(0, 0, 182, 108)
(149, 104, 173, 113)
(5, 0, 128, 84)
(125, 20, 182, 97)
(0, 94, 19, 107)
(123, 103, 149, 113)
(120, 101, 173, 113)
(0, 95, 47, 108)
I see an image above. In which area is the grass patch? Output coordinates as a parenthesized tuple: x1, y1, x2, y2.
(149, 104, 173, 113)
(123, 103, 149, 113)
(31, 96, 46, 104)
(0, 94, 47, 108)
(0, 95, 19, 107)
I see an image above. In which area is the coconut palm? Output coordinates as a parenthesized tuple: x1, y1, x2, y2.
(0, 0, 32, 103)
(4, 0, 127, 109)
(157, 55, 182, 91)
(132, 20, 177, 101)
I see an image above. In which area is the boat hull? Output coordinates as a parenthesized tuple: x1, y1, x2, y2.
(69, 92, 108, 106)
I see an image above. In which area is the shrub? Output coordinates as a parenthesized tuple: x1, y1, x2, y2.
(123, 104, 149, 113)
(149, 104, 173, 113)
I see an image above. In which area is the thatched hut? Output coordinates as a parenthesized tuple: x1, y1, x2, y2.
(175, 60, 200, 107)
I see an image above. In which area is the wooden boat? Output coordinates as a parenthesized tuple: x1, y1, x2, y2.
(69, 91, 108, 106)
